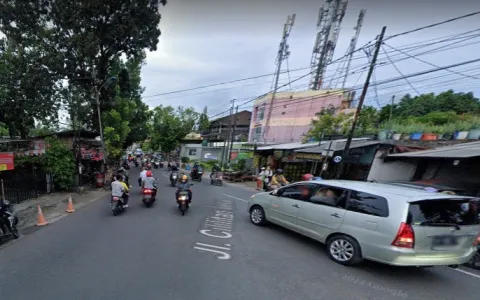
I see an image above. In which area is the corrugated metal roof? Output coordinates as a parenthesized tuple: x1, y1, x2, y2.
(293, 139, 379, 153)
(257, 141, 319, 151)
(257, 138, 373, 151)
(388, 141, 480, 158)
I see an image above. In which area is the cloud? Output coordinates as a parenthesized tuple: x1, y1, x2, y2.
(140, 0, 480, 113)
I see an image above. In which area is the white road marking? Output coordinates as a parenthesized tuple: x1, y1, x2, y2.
(222, 194, 248, 203)
(453, 268, 480, 279)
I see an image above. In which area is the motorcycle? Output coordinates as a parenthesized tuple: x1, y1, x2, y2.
(465, 238, 480, 270)
(170, 172, 179, 187)
(111, 196, 125, 216)
(191, 169, 203, 182)
(210, 172, 223, 186)
(153, 161, 159, 169)
(177, 184, 193, 215)
(0, 200, 19, 240)
(142, 188, 156, 208)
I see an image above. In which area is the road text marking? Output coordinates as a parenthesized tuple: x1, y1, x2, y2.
(194, 199, 234, 260)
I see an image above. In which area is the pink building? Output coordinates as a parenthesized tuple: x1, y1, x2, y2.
(249, 89, 353, 144)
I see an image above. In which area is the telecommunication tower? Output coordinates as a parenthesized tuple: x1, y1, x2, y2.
(341, 9, 366, 88)
(262, 14, 296, 143)
(309, 0, 348, 90)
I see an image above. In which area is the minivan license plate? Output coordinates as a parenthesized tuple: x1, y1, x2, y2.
(432, 235, 458, 247)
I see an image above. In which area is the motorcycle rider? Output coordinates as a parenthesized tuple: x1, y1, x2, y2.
(142, 170, 157, 198)
(170, 162, 179, 182)
(191, 161, 200, 178)
(210, 163, 221, 179)
(269, 169, 289, 190)
(176, 174, 192, 206)
(138, 166, 148, 187)
(112, 174, 128, 208)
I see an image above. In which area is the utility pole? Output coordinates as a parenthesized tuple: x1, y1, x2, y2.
(227, 106, 239, 164)
(262, 14, 295, 143)
(221, 99, 235, 168)
(388, 95, 395, 132)
(335, 26, 386, 179)
(91, 64, 107, 165)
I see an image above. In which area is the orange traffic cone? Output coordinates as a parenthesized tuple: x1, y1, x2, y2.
(36, 205, 48, 226)
(66, 195, 75, 213)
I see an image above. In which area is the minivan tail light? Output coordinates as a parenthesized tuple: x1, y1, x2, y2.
(473, 233, 480, 246)
(392, 222, 415, 248)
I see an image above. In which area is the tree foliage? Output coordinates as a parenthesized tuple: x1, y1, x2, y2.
(379, 90, 480, 123)
(43, 136, 76, 190)
(0, 39, 62, 137)
(150, 106, 199, 154)
(304, 105, 379, 141)
(198, 106, 210, 132)
(0, 0, 167, 131)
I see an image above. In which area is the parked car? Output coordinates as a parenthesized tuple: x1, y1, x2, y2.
(248, 180, 480, 267)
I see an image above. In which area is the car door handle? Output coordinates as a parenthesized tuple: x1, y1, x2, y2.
(292, 204, 300, 208)
(330, 213, 341, 218)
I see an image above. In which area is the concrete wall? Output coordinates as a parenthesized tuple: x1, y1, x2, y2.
(367, 149, 418, 182)
(248, 89, 348, 144)
(421, 157, 480, 184)
(180, 144, 203, 161)
(180, 144, 226, 162)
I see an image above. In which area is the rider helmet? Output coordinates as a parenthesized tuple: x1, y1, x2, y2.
(146, 170, 153, 177)
(276, 169, 284, 175)
(181, 175, 188, 182)
(302, 174, 314, 181)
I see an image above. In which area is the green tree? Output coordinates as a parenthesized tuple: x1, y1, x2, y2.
(150, 106, 199, 155)
(44, 136, 76, 190)
(356, 106, 379, 135)
(0, 39, 62, 137)
(198, 106, 210, 132)
(304, 111, 353, 141)
(379, 90, 480, 123)
(0, 0, 167, 130)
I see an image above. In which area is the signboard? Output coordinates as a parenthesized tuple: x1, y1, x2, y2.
(0, 152, 14, 171)
(273, 150, 283, 159)
(333, 156, 342, 163)
(295, 152, 323, 161)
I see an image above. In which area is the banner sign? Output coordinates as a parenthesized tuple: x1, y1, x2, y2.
(0, 152, 14, 171)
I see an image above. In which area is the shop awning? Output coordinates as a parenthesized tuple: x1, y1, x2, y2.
(257, 138, 373, 151)
(256, 141, 319, 151)
(294, 140, 383, 154)
(387, 141, 480, 159)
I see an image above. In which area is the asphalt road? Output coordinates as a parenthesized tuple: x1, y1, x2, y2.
(0, 167, 479, 300)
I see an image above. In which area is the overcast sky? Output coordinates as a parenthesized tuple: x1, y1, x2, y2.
(140, 0, 480, 118)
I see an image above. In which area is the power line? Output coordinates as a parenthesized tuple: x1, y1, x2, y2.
(383, 42, 480, 80)
(383, 11, 480, 41)
(381, 45, 421, 95)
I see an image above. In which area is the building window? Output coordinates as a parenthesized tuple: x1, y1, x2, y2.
(188, 149, 197, 156)
(257, 104, 265, 121)
(253, 127, 262, 141)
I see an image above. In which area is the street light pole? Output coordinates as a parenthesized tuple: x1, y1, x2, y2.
(94, 85, 107, 164)
(91, 63, 116, 165)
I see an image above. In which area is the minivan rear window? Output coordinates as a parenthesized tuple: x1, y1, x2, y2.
(407, 199, 480, 226)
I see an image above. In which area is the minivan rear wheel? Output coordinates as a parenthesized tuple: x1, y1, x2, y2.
(327, 235, 363, 266)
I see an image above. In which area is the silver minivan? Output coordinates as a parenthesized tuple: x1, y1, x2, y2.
(247, 180, 480, 267)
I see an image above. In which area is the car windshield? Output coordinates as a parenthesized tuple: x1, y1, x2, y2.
(408, 199, 480, 226)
